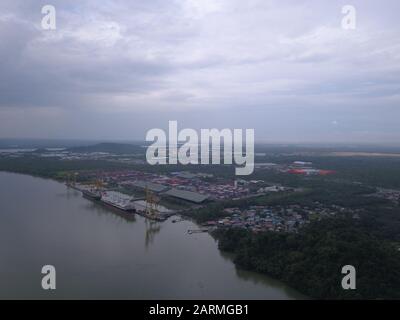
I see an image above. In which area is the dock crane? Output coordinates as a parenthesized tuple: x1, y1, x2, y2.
(88, 178, 104, 191)
(66, 172, 78, 187)
(145, 187, 160, 219)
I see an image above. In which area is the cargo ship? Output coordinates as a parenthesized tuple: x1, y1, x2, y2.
(100, 191, 136, 213)
(82, 189, 102, 201)
(132, 200, 174, 222)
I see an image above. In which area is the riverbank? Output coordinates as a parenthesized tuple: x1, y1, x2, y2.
(5, 169, 400, 299)
(212, 222, 400, 300)
(0, 171, 304, 299)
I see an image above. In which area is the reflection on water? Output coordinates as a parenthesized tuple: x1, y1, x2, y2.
(219, 251, 308, 299)
(82, 199, 137, 224)
(145, 220, 161, 249)
(0, 171, 305, 299)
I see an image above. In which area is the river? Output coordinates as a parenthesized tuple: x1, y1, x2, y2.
(0, 171, 304, 299)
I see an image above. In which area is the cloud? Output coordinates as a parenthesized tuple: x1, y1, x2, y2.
(0, 0, 399, 142)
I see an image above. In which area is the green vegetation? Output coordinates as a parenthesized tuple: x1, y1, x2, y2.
(254, 153, 400, 189)
(214, 217, 400, 299)
(0, 156, 132, 179)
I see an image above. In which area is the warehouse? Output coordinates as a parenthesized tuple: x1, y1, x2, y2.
(164, 188, 210, 204)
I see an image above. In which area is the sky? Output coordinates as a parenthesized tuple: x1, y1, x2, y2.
(0, 0, 399, 143)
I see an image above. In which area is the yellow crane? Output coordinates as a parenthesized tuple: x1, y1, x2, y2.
(89, 178, 104, 191)
(65, 172, 79, 187)
(95, 179, 104, 190)
(145, 187, 160, 219)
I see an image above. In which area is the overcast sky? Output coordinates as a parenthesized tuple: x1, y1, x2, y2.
(0, 0, 399, 143)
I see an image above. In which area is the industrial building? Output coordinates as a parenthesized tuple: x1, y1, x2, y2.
(164, 188, 210, 204)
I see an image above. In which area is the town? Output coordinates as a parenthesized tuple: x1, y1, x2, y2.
(203, 203, 359, 233)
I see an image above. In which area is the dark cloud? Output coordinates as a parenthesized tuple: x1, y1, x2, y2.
(0, 0, 399, 142)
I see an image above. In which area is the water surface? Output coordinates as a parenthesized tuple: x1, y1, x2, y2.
(0, 171, 304, 299)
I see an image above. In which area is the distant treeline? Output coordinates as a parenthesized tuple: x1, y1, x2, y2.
(0, 157, 131, 179)
(255, 154, 400, 189)
(0, 155, 236, 179)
